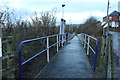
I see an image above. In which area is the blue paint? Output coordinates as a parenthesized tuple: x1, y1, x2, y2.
(18, 33, 67, 79)
(82, 33, 98, 71)
(94, 40, 98, 71)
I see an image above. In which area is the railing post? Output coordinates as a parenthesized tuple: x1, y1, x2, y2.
(68, 33, 70, 40)
(18, 44, 23, 80)
(57, 35, 59, 52)
(84, 34, 86, 48)
(67, 33, 69, 40)
(59, 35, 60, 47)
(94, 40, 98, 71)
(64, 34, 66, 44)
(65, 34, 67, 44)
(47, 37, 49, 62)
(82, 34, 84, 45)
(62, 34, 63, 47)
(81, 34, 84, 45)
(66, 33, 67, 41)
(87, 37, 90, 55)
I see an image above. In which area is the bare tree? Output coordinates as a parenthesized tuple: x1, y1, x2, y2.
(77, 16, 102, 35)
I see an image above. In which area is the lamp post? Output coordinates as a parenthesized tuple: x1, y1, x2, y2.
(62, 4, 65, 19)
(61, 4, 65, 47)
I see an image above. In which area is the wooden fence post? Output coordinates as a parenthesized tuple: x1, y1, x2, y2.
(2, 36, 15, 79)
(107, 34, 112, 78)
(0, 27, 2, 80)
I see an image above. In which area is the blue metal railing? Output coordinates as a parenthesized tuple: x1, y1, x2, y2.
(18, 33, 68, 79)
(79, 33, 98, 71)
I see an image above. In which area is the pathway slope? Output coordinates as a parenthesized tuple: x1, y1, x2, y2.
(35, 36, 94, 78)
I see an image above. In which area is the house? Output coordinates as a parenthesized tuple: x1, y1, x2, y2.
(103, 10, 120, 27)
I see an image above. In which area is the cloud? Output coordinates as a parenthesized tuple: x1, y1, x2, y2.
(56, 11, 106, 24)
(29, 8, 51, 12)
(15, 0, 119, 3)
(69, 0, 119, 2)
(14, 10, 108, 25)
(10, 2, 21, 9)
(1, 0, 118, 24)
(0, 0, 22, 9)
(89, 11, 106, 17)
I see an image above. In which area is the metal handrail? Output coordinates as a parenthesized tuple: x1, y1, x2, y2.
(79, 33, 98, 71)
(18, 33, 68, 79)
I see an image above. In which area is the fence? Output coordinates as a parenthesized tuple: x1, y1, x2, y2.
(78, 33, 98, 71)
(18, 33, 70, 79)
(2, 36, 15, 79)
(0, 28, 2, 80)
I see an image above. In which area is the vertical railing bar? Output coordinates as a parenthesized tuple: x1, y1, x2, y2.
(18, 44, 23, 80)
(62, 34, 63, 47)
(80, 34, 82, 44)
(47, 37, 49, 62)
(68, 33, 70, 40)
(87, 37, 90, 55)
(94, 40, 98, 71)
(59, 35, 60, 47)
(65, 34, 67, 44)
(84, 34, 86, 48)
(82, 34, 84, 45)
(57, 35, 59, 52)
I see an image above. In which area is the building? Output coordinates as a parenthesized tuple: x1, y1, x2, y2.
(103, 10, 120, 27)
(103, 1, 120, 28)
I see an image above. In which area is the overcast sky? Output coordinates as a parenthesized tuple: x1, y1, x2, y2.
(0, 0, 120, 24)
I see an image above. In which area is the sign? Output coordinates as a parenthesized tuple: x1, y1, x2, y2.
(60, 18, 66, 34)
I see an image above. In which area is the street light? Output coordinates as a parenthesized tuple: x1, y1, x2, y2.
(60, 4, 65, 47)
(62, 4, 65, 19)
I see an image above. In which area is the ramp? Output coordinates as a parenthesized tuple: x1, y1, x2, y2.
(35, 36, 94, 78)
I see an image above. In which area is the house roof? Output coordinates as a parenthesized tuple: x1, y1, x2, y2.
(109, 10, 120, 16)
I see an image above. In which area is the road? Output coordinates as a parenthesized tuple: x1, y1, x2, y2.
(109, 31, 120, 78)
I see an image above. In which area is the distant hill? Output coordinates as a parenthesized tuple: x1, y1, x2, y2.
(66, 24, 80, 27)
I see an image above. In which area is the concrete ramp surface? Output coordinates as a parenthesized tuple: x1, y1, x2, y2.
(35, 36, 94, 78)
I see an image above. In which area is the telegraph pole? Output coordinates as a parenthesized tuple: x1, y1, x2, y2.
(102, 0, 110, 60)
(101, 0, 110, 72)
(106, 0, 112, 78)
(104, 0, 110, 59)
(107, 0, 110, 31)
(106, 0, 110, 59)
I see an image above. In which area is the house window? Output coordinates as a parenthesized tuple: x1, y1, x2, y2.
(109, 17, 112, 20)
(112, 22, 115, 27)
